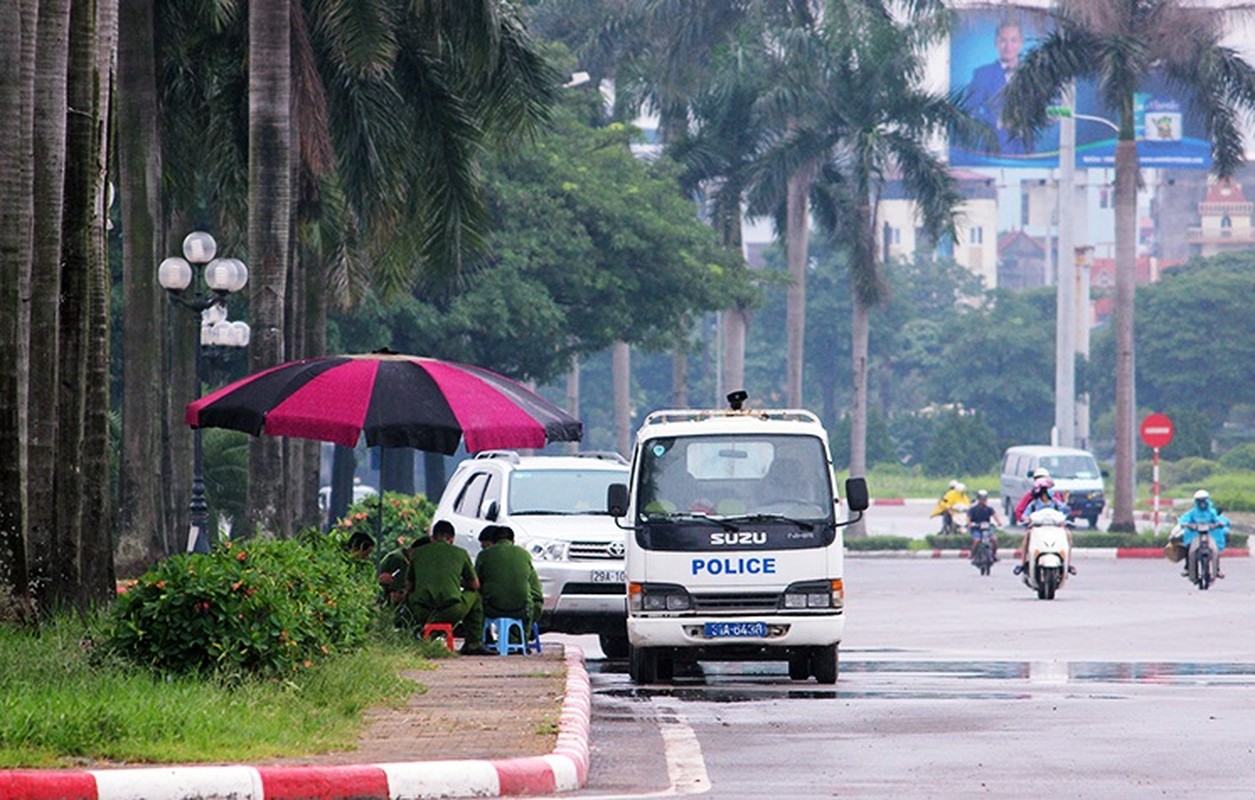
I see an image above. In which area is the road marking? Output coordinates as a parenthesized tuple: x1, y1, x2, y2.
(659, 712, 710, 795)
(572, 704, 710, 799)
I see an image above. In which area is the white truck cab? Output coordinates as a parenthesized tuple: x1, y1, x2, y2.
(607, 392, 868, 685)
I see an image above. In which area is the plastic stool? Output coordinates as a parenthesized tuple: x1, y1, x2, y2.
(422, 622, 456, 651)
(483, 617, 527, 655)
(528, 622, 543, 654)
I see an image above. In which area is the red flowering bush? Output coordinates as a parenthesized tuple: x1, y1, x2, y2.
(330, 492, 437, 552)
(106, 533, 376, 677)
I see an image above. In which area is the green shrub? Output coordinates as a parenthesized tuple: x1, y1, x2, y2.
(1157, 457, 1219, 486)
(330, 492, 437, 553)
(845, 536, 914, 551)
(107, 534, 377, 678)
(1219, 443, 1255, 471)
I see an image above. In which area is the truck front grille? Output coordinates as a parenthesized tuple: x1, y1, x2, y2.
(690, 592, 781, 612)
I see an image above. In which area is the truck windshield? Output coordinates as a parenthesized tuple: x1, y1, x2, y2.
(509, 469, 627, 515)
(637, 434, 834, 523)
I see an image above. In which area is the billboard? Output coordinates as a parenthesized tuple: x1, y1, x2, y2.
(949, 8, 1211, 170)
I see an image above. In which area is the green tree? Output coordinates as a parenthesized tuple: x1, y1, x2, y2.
(922, 411, 998, 477)
(1001, 0, 1255, 531)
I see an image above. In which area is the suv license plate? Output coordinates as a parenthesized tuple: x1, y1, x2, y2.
(704, 621, 768, 639)
(591, 569, 625, 583)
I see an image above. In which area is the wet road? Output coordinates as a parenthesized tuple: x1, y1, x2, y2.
(563, 557, 1255, 798)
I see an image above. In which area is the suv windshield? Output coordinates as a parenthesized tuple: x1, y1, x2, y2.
(637, 434, 833, 522)
(509, 469, 626, 515)
(1038, 455, 1100, 480)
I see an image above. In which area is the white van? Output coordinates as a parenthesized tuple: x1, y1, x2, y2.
(1000, 445, 1105, 528)
(607, 396, 868, 685)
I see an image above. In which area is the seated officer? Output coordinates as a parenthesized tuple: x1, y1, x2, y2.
(405, 520, 490, 655)
(475, 524, 544, 634)
(378, 535, 415, 605)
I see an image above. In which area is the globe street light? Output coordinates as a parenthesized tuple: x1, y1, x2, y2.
(158, 231, 249, 553)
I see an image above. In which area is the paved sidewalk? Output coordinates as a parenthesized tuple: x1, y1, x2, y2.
(0, 645, 590, 800)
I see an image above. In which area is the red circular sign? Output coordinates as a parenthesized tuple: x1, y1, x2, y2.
(1140, 413, 1174, 449)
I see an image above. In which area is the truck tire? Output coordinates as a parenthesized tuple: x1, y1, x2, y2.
(788, 652, 810, 681)
(810, 645, 838, 685)
(628, 645, 658, 684)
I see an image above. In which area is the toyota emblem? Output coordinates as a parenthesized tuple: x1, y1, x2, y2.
(607, 541, 626, 558)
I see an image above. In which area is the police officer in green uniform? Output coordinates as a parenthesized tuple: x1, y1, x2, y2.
(378, 535, 413, 605)
(405, 520, 490, 655)
(474, 525, 544, 631)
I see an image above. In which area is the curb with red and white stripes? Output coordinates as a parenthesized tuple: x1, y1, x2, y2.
(847, 547, 1250, 559)
(0, 646, 591, 800)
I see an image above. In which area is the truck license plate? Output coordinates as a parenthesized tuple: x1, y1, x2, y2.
(704, 621, 768, 639)
(591, 569, 625, 583)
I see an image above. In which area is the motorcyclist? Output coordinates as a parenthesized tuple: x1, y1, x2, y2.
(1013, 478, 1075, 576)
(1014, 467, 1061, 523)
(1174, 489, 1229, 580)
(931, 481, 971, 535)
(968, 489, 1002, 562)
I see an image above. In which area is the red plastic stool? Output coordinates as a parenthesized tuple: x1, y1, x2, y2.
(422, 622, 456, 651)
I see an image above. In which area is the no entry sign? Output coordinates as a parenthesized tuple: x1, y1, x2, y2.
(1140, 413, 1174, 449)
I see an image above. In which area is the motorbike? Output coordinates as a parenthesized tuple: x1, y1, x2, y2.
(946, 502, 971, 538)
(1021, 508, 1071, 600)
(970, 521, 996, 576)
(1179, 521, 1223, 591)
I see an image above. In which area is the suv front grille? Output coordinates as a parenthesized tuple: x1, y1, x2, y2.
(690, 592, 781, 612)
(568, 540, 624, 560)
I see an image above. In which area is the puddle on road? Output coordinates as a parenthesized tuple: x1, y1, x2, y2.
(591, 658, 1255, 702)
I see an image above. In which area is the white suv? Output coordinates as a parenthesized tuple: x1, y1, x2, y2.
(433, 450, 632, 657)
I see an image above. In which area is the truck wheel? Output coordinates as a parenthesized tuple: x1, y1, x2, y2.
(810, 645, 838, 685)
(657, 654, 675, 683)
(628, 645, 658, 684)
(598, 633, 630, 659)
(788, 652, 810, 681)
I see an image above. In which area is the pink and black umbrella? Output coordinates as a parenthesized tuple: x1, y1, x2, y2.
(186, 351, 582, 454)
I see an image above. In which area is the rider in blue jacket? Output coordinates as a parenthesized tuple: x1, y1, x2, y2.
(1176, 489, 1229, 579)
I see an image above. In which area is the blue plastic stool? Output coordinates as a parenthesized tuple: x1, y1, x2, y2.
(527, 622, 542, 655)
(483, 617, 527, 655)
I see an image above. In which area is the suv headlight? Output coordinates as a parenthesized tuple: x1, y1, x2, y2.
(523, 537, 569, 561)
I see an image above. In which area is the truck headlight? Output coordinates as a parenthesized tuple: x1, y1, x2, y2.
(630, 582, 692, 612)
(523, 538, 569, 561)
(782, 579, 843, 610)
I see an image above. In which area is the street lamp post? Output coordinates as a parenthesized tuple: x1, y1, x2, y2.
(1047, 103, 1120, 448)
(158, 231, 249, 553)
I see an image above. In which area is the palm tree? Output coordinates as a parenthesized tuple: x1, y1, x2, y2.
(1000, 0, 1255, 532)
(750, 2, 976, 504)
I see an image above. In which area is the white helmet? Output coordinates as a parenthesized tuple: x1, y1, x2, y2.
(1194, 489, 1210, 501)
(1032, 468, 1051, 479)
(949, 480, 958, 489)
(954, 482, 966, 493)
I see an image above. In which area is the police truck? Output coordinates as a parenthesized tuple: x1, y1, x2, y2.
(607, 392, 868, 684)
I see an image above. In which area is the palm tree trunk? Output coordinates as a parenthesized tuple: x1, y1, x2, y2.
(785, 164, 814, 407)
(613, 341, 631, 458)
(28, 0, 72, 614)
(1110, 136, 1138, 532)
(57, 0, 106, 609)
(247, 0, 292, 537)
(81, 0, 116, 604)
(117, 0, 168, 559)
(0, 0, 32, 611)
(722, 307, 748, 396)
(565, 353, 579, 455)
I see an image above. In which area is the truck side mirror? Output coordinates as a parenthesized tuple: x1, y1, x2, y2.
(484, 500, 499, 522)
(844, 477, 870, 512)
(607, 483, 629, 517)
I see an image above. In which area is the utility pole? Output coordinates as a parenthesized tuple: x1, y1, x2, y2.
(1050, 94, 1077, 448)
